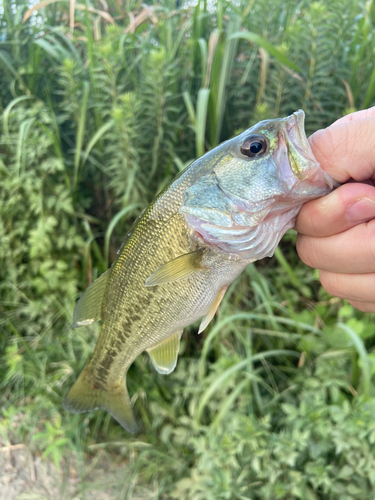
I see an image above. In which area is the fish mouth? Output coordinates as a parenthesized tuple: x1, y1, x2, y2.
(277, 110, 336, 192)
(287, 110, 317, 167)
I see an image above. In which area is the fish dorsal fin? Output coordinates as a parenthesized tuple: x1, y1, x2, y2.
(73, 270, 110, 328)
(146, 332, 182, 374)
(145, 249, 205, 287)
(198, 286, 228, 334)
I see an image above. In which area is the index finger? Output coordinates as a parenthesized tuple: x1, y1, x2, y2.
(308, 106, 375, 183)
(295, 182, 375, 237)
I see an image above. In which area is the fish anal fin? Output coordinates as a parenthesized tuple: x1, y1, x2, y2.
(73, 270, 110, 328)
(63, 364, 136, 433)
(145, 250, 205, 287)
(198, 286, 228, 334)
(146, 332, 182, 374)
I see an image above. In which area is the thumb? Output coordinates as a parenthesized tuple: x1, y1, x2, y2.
(308, 106, 375, 183)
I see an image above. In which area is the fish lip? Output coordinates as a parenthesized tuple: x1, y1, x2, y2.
(288, 110, 314, 158)
(284, 110, 337, 190)
(285, 110, 318, 169)
(274, 132, 297, 190)
(273, 110, 310, 190)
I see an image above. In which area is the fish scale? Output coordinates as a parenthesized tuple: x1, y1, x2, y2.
(63, 110, 335, 432)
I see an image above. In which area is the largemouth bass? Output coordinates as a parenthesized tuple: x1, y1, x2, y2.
(63, 110, 335, 433)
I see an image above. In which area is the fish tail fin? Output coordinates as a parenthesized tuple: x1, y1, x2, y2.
(63, 364, 137, 434)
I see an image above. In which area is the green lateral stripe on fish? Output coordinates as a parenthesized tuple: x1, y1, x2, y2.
(63, 110, 336, 433)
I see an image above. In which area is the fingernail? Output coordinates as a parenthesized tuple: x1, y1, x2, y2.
(347, 197, 375, 222)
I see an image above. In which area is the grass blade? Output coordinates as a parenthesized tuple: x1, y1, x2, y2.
(198, 38, 208, 88)
(195, 349, 299, 423)
(81, 120, 114, 168)
(199, 312, 322, 377)
(104, 204, 142, 266)
(3, 96, 34, 137)
(34, 38, 69, 61)
(337, 323, 371, 396)
(196, 88, 210, 157)
(182, 91, 196, 126)
(16, 118, 36, 176)
(362, 64, 375, 108)
(0, 50, 27, 90)
(23, 0, 65, 22)
(213, 18, 240, 145)
(230, 31, 301, 73)
(74, 81, 90, 187)
(210, 378, 250, 429)
(274, 247, 301, 288)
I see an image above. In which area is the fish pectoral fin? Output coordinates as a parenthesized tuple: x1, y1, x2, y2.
(73, 270, 110, 328)
(63, 364, 137, 434)
(146, 331, 182, 374)
(198, 286, 228, 334)
(145, 249, 205, 287)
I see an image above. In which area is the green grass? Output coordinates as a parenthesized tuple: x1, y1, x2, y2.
(1, 0, 375, 498)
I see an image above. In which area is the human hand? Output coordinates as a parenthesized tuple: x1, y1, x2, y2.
(295, 106, 375, 312)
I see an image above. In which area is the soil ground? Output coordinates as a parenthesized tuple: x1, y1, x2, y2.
(0, 441, 156, 500)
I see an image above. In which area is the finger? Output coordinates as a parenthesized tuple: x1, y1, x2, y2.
(330, 106, 375, 126)
(308, 115, 375, 183)
(347, 300, 375, 313)
(319, 270, 375, 302)
(295, 182, 375, 237)
(296, 218, 375, 274)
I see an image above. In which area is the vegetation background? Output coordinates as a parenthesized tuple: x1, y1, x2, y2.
(1, 0, 375, 498)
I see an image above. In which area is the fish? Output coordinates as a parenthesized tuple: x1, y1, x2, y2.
(63, 109, 335, 433)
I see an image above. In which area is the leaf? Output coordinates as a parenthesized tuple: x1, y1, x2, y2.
(23, 0, 115, 25)
(0, 50, 27, 87)
(230, 31, 301, 73)
(337, 323, 371, 397)
(196, 88, 210, 158)
(70, 0, 76, 32)
(210, 18, 240, 145)
(34, 38, 69, 62)
(183, 91, 196, 126)
(23, 0, 68, 23)
(195, 349, 299, 423)
(197, 38, 208, 88)
(81, 119, 114, 168)
(104, 203, 142, 266)
(3, 96, 34, 137)
(362, 64, 375, 108)
(15, 118, 36, 176)
(74, 4, 115, 24)
(74, 81, 90, 186)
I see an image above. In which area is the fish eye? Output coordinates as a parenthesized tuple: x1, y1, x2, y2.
(240, 134, 268, 158)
